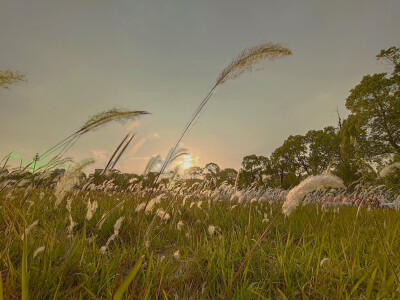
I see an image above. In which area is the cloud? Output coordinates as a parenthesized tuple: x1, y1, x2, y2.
(126, 132, 160, 157)
(129, 137, 147, 155)
(127, 120, 141, 131)
(150, 133, 160, 139)
(91, 150, 108, 162)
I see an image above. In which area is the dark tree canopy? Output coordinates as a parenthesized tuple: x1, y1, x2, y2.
(346, 46, 400, 157)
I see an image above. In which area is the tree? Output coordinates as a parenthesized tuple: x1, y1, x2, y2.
(203, 162, 220, 182)
(0, 69, 26, 89)
(239, 155, 270, 187)
(335, 115, 365, 185)
(218, 168, 238, 185)
(186, 166, 203, 179)
(306, 126, 341, 174)
(346, 46, 400, 158)
(269, 135, 309, 187)
(377, 46, 400, 90)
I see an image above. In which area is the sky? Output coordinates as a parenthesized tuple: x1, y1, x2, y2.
(1, 0, 399, 174)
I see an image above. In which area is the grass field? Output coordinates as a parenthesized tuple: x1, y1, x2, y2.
(1, 186, 400, 299)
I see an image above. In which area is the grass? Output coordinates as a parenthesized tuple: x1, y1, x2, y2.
(1, 188, 400, 299)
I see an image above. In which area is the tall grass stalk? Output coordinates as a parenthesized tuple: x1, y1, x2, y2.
(21, 225, 28, 300)
(131, 42, 292, 245)
(113, 256, 143, 300)
(39, 108, 148, 165)
(102, 134, 130, 175)
(222, 212, 280, 299)
(371, 208, 400, 285)
(0, 271, 3, 300)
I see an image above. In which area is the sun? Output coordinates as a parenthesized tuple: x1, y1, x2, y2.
(181, 155, 194, 170)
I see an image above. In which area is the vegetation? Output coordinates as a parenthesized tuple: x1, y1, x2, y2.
(1, 44, 399, 299)
(1, 184, 400, 299)
(183, 46, 400, 191)
(0, 69, 26, 89)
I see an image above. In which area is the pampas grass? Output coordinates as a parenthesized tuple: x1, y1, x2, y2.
(152, 42, 292, 185)
(32, 246, 45, 259)
(54, 158, 94, 208)
(78, 108, 148, 134)
(0, 69, 26, 89)
(86, 199, 98, 221)
(3, 175, 400, 298)
(100, 216, 125, 254)
(143, 155, 163, 175)
(21, 220, 38, 240)
(216, 43, 292, 85)
(223, 174, 345, 297)
(155, 208, 170, 221)
(39, 108, 148, 161)
(282, 174, 346, 216)
(131, 43, 293, 255)
(379, 162, 400, 177)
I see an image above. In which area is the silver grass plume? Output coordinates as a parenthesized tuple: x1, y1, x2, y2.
(233, 169, 240, 192)
(21, 220, 38, 240)
(216, 43, 292, 85)
(39, 107, 148, 161)
(155, 208, 170, 221)
(143, 148, 188, 175)
(33, 246, 45, 258)
(158, 43, 292, 182)
(86, 199, 98, 221)
(379, 162, 400, 178)
(54, 158, 94, 208)
(282, 174, 346, 216)
(143, 155, 163, 174)
(100, 216, 125, 254)
(78, 107, 149, 134)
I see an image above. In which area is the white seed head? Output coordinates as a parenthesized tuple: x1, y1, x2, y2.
(33, 246, 45, 258)
(282, 174, 345, 216)
(208, 225, 216, 236)
(177, 220, 184, 231)
(379, 162, 400, 178)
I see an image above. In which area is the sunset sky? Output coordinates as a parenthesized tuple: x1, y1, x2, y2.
(1, 0, 400, 173)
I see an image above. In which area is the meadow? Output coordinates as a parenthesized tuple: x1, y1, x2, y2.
(1, 180, 400, 299)
(1, 42, 399, 299)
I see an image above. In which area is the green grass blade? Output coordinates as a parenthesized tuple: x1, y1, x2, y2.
(113, 256, 143, 300)
(21, 231, 28, 300)
(0, 271, 3, 300)
(366, 266, 378, 300)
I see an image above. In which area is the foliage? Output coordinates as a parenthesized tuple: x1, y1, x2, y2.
(345, 47, 400, 158)
(0, 69, 26, 89)
(1, 187, 400, 298)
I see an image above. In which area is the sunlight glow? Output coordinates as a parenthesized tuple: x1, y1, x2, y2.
(181, 155, 195, 170)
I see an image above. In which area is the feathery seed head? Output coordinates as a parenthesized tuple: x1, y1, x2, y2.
(33, 246, 45, 258)
(173, 250, 180, 259)
(379, 162, 400, 177)
(177, 220, 184, 231)
(216, 43, 292, 85)
(54, 158, 94, 208)
(282, 174, 346, 216)
(79, 107, 149, 134)
(208, 225, 216, 235)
